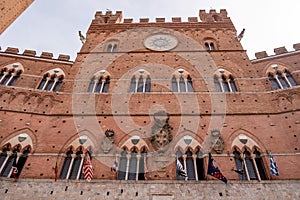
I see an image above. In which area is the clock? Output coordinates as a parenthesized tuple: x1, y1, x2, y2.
(144, 34, 178, 51)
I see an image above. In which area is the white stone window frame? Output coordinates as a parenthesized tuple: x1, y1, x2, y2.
(267, 64, 297, 90)
(231, 134, 265, 181)
(119, 136, 149, 181)
(130, 69, 151, 93)
(60, 135, 94, 180)
(88, 70, 111, 93)
(0, 63, 24, 86)
(37, 68, 65, 92)
(214, 69, 237, 92)
(174, 135, 203, 181)
(172, 69, 194, 93)
(0, 133, 32, 178)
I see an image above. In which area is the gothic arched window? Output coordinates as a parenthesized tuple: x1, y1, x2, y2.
(60, 147, 85, 180)
(37, 68, 65, 92)
(88, 70, 111, 93)
(267, 65, 298, 90)
(171, 69, 194, 93)
(214, 69, 238, 92)
(129, 70, 151, 93)
(0, 63, 24, 86)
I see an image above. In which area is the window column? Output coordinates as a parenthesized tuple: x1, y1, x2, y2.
(192, 154, 198, 181)
(65, 154, 75, 179)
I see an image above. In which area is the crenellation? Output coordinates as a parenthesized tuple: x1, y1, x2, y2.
(139, 18, 149, 23)
(40, 51, 53, 59)
(172, 17, 181, 22)
(5, 47, 19, 54)
(123, 18, 133, 23)
(23, 49, 36, 57)
(255, 51, 268, 59)
(94, 10, 122, 24)
(188, 17, 198, 22)
(199, 9, 230, 22)
(58, 54, 70, 61)
(274, 46, 288, 55)
(155, 18, 165, 23)
(293, 43, 300, 51)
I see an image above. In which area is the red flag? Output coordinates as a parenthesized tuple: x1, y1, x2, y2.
(83, 151, 94, 182)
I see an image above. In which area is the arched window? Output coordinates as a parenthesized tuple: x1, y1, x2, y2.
(0, 63, 23, 86)
(267, 65, 298, 90)
(88, 70, 111, 93)
(37, 68, 65, 92)
(204, 42, 215, 50)
(107, 44, 118, 52)
(0, 145, 30, 179)
(233, 148, 266, 181)
(60, 147, 86, 180)
(176, 148, 204, 181)
(171, 69, 194, 93)
(214, 69, 238, 92)
(117, 147, 148, 180)
(129, 70, 151, 93)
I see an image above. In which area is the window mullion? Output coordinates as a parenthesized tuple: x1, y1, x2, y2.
(134, 79, 138, 93)
(176, 78, 180, 92)
(242, 156, 250, 181)
(76, 154, 84, 180)
(182, 154, 187, 181)
(136, 154, 141, 180)
(218, 78, 224, 92)
(282, 73, 292, 88)
(274, 75, 283, 89)
(42, 77, 50, 90)
(192, 154, 198, 181)
(125, 154, 131, 180)
(7, 153, 20, 178)
(0, 72, 8, 83)
(251, 155, 261, 181)
(227, 79, 233, 92)
(92, 78, 99, 93)
(184, 79, 188, 92)
(99, 78, 105, 93)
(6, 72, 15, 86)
(142, 78, 146, 93)
(50, 78, 58, 91)
(66, 155, 75, 179)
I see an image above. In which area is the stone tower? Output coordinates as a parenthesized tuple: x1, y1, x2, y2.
(0, 0, 34, 35)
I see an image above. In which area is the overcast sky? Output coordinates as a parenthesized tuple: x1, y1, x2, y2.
(0, 0, 299, 61)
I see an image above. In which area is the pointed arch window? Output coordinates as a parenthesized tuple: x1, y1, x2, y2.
(0, 145, 30, 179)
(60, 147, 85, 180)
(233, 148, 266, 181)
(176, 148, 204, 181)
(171, 69, 194, 93)
(37, 69, 64, 92)
(117, 148, 148, 180)
(0, 63, 23, 86)
(88, 70, 110, 93)
(268, 65, 298, 90)
(129, 70, 151, 93)
(214, 69, 238, 92)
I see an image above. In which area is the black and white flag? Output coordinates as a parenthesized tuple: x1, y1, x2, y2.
(176, 158, 187, 177)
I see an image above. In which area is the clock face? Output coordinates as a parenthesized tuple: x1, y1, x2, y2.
(144, 34, 178, 51)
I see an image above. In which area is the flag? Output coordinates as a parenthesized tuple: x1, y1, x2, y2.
(11, 158, 18, 181)
(144, 156, 148, 180)
(270, 152, 279, 176)
(207, 153, 227, 183)
(54, 161, 58, 181)
(176, 157, 187, 177)
(83, 151, 94, 182)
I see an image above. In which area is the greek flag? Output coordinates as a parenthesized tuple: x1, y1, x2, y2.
(270, 152, 279, 176)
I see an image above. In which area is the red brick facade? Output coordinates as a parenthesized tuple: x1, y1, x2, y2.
(0, 10, 299, 182)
